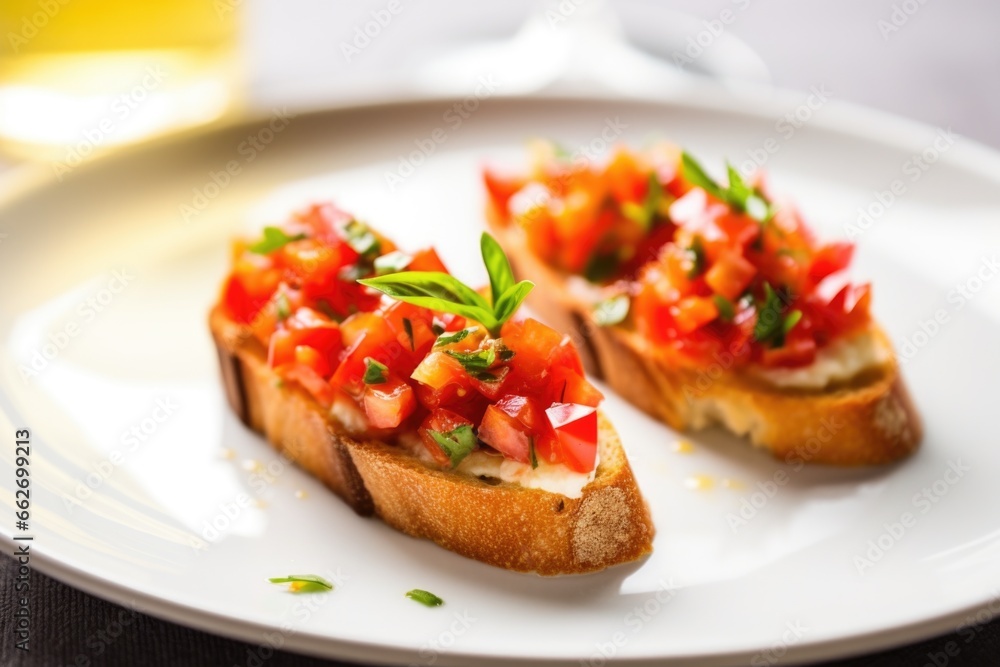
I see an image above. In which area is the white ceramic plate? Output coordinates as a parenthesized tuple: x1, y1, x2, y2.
(2, 89, 1000, 666)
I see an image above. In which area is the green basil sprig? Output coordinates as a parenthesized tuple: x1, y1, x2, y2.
(249, 226, 306, 254)
(681, 152, 773, 224)
(359, 233, 533, 337)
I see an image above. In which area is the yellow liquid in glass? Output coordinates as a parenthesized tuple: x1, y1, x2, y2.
(0, 0, 240, 157)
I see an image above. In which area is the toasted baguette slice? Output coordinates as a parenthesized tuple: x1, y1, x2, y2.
(210, 305, 654, 575)
(488, 222, 922, 466)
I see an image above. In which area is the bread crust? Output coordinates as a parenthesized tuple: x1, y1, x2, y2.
(210, 306, 654, 575)
(488, 217, 922, 466)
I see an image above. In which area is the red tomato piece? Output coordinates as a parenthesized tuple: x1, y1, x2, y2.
(705, 252, 757, 300)
(478, 404, 532, 464)
(808, 242, 854, 285)
(672, 296, 719, 334)
(758, 336, 817, 368)
(544, 403, 598, 473)
(331, 316, 401, 395)
(280, 363, 335, 407)
(363, 376, 416, 429)
(408, 247, 450, 273)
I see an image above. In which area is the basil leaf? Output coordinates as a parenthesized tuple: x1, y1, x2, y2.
(683, 153, 773, 223)
(342, 220, 380, 258)
(374, 250, 413, 275)
(783, 309, 803, 334)
(249, 226, 306, 254)
(583, 251, 619, 283)
(405, 589, 444, 607)
(363, 358, 388, 384)
(446, 348, 497, 373)
(593, 294, 629, 327)
(358, 272, 498, 333)
(427, 425, 477, 468)
(681, 152, 728, 202)
(434, 327, 473, 348)
(753, 283, 798, 347)
(686, 237, 706, 278)
(402, 317, 415, 351)
(621, 171, 663, 230)
(275, 292, 291, 321)
(492, 281, 534, 325)
(712, 295, 735, 322)
(269, 574, 334, 591)
(481, 232, 515, 306)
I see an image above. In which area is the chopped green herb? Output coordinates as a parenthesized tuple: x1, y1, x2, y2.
(620, 172, 664, 230)
(249, 226, 306, 254)
(783, 309, 803, 335)
(753, 283, 800, 347)
(529, 437, 538, 470)
(363, 357, 388, 384)
(269, 574, 333, 592)
(593, 294, 630, 327)
(434, 327, 473, 348)
(446, 347, 497, 376)
(339, 262, 370, 282)
(405, 589, 444, 607)
(583, 251, 619, 283)
(686, 237, 706, 278)
(275, 292, 291, 321)
(681, 152, 773, 224)
(342, 220, 381, 258)
(374, 250, 413, 275)
(315, 299, 340, 321)
(427, 425, 477, 468)
(712, 295, 735, 322)
(402, 317, 415, 351)
(359, 234, 533, 338)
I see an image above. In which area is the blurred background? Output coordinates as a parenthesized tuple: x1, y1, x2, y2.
(1, 1, 998, 665)
(1, 0, 998, 170)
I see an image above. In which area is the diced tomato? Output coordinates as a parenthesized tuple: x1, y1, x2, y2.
(408, 247, 450, 273)
(544, 403, 598, 473)
(280, 363, 335, 407)
(501, 318, 577, 393)
(705, 252, 757, 300)
(362, 376, 416, 429)
(547, 366, 604, 407)
(267, 307, 342, 372)
(478, 404, 532, 464)
(331, 316, 401, 395)
(672, 296, 719, 333)
(222, 272, 278, 324)
(418, 409, 474, 467)
(808, 242, 854, 285)
(483, 168, 526, 217)
(713, 213, 761, 249)
(470, 365, 510, 401)
(380, 301, 437, 373)
(604, 149, 648, 204)
(758, 336, 817, 368)
(411, 351, 465, 390)
(411, 351, 489, 422)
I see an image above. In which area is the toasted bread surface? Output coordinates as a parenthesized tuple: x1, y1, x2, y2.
(488, 218, 922, 466)
(210, 305, 654, 574)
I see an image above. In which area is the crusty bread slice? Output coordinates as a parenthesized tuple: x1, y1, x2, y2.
(210, 305, 654, 575)
(487, 221, 922, 466)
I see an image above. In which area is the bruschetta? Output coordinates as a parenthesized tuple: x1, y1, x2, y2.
(210, 202, 654, 574)
(483, 142, 921, 465)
